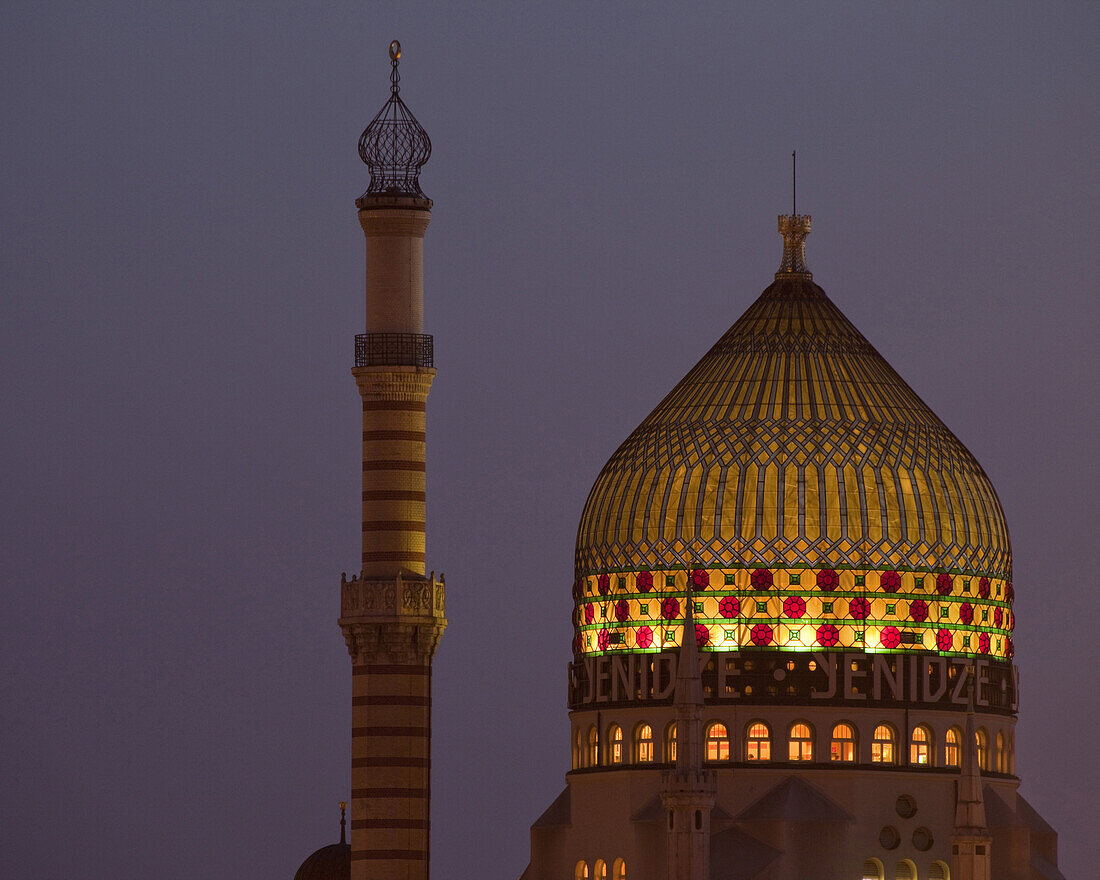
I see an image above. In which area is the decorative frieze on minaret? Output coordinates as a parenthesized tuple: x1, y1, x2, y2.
(660, 568, 717, 880)
(338, 41, 447, 880)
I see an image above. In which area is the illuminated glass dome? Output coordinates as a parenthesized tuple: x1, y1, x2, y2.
(572, 217, 1015, 663)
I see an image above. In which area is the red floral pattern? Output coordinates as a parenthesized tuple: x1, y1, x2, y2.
(597, 573, 610, 596)
(880, 626, 901, 649)
(816, 568, 839, 590)
(751, 568, 774, 589)
(880, 570, 902, 592)
(597, 629, 609, 650)
(1008, 612, 1015, 632)
(691, 568, 711, 590)
(1006, 637, 1014, 658)
(1006, 583, 1014, 603)
(936, 628, 953, 652)
(661, 597, 680, 620)
(848, 597, 871, 620)
(783, 596, 807, 619)
(614, 599, 630, 622)
(978, 577, 991, 599)
(695, 624, 710, 647)
(978, 632, 990, 654)
(993, 607, 1003, 628)
(635, 626, 654, 649)
(959, 602, 973, 625)
(750, 623, 774, 646)
(936, 572, 953, 596)
(718, 596, 740, 619)
(636, 571, 654, 593)
(584, 603, 595, 624)
(816, 623, 840, 647)
(909, 599, 929, 623)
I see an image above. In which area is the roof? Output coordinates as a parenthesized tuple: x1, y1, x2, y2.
(735, 776, 854, 823)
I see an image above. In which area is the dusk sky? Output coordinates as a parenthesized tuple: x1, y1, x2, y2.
(2, 3, 1097, 878)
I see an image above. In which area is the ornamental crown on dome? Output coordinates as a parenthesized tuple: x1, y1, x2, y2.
(358, 40, 432, 199)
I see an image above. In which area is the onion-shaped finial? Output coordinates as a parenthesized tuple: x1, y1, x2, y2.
(357, 40, 431, 199)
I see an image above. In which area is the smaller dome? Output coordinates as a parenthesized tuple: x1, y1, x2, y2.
(293, 803, 350, 880)
(293, 842, 349, 880)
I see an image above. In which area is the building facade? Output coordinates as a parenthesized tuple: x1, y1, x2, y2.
(520, 217, 1062, 880)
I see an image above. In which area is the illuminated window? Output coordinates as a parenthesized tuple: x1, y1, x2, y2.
(1009, 731, 1016, 775)
(746, 721, 771, 761)
(574, 861, 589, 880)
(788, 722, 814, 761)
(831, 722, 857, 762)
(586, 725, 598, 767)
(665, 722, 678, 763)
(929, 860, 950, 880)
(910, 725, 932, 766)
(996, 730, 1006, 773)
(705, 722, 731, 761)
(572, 728, 582, 769)
(608, 725, 623, 764)
(896, 859, 916, 880)
(862, 858, 885, 880)
(635, 724, 654, 763)
(593, 860, 608, 880)
(976, 728, 988, 771)
(612, 858, 626, 880)
(945, 727, 962, 767)
(872, 724, 896, 764)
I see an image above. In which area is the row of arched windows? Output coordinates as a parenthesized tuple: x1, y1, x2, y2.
(574, 858, 625, 879)
(863, 857, 949, 880)
(573, 719, 1014, 772)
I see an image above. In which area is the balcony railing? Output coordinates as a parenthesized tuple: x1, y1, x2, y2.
(354, 332, 434, 368)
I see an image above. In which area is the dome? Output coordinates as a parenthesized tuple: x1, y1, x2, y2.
(293, 842, 349, 880)
(572, 217, 1014, 662)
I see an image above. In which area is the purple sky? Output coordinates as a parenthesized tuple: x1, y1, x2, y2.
(2, 3, 1097, 878)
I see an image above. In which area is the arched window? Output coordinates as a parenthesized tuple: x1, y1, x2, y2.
(861, 858, 885, 880)
(608, 724, 623, 764)
(1009, 731, 1016, 775)
(788, 721, 814, 761)
(635, 724, 654, 763)
(910, 724, 932, 766)
(705, 722, 730, 761)
(574, 861, 589, 880)
(665, 722, 678, 763)
(593, 859, 608, 880)
(746, 721, 771, 761)
(895, 859, 916, 880)
(945, 726, 962, 767)
(586, 725, 599, 767)
(929, 861, 950, 880)
(996, 730, 1006, 773)
(872, 724, 896, 764)
(572, 728, 582, 769)
(976, 728, 988, 771)
(612, 857, 626, 880)
(831, 722, 857, 762)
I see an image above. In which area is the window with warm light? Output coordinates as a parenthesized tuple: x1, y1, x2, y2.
(586, 725, 599, 767)
(872, 724, 896, 764)
(861, 858, 884, 880)
(608, 724, 623, 764)
(665, 722, 678, 763)
(910, 725, 932, 765)
(593, 859, 608, 880)
(612, 857, 626, 880)
(746, 721, 771, 761)
(574, 861, 589, 880)
(831, 722, 857, 762)
(635, 724, 654, 763)
(572, 728, 582, 769)
(929, 860, 949, 880)
(896, 859, 916, 880)
(945, 726, 962, 767)
(705, 722, 730, 761)
(788, 722, 814, 761)
(976, 728, 988, 771)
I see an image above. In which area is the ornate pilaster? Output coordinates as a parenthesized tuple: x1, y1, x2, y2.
(950, 668, 992, 880)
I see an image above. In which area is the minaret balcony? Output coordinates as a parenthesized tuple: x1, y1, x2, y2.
(354, 332, 434, 367)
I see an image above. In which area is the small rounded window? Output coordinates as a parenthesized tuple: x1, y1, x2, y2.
(878, 826, 900, 850)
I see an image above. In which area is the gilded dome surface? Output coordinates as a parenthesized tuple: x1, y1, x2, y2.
(572, 219, 1014, 662)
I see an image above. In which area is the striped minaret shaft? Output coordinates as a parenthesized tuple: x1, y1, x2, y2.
(339, 195, 446, 880)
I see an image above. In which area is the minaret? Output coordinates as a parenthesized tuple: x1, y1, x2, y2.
(951, 665, 992, 880)
(660, 569, 718, 880)
(338, 41, 447, 880)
